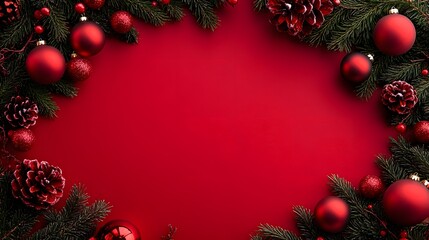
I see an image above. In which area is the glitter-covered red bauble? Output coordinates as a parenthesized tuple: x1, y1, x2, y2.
(373, 11, 416, 56)
(70, 19, 105, 57)
(314, 196, 349, 233)
(340, 52, 372, 83)
(26, 41, 65, 84)
(97, 220, 141, 240)
(359, 175, 384, 199)
(413, 121, 429, 144)
(8, 128, 35, 152)
(66, 55, 92, 81)
(83, 0, 105, 9)
(110, 11, 133, 34)
(383, 179, 429, 226)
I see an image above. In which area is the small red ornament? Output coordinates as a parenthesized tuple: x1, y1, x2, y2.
(151, 1, 158, 7)
(316, 237, 325, 240)
(413, 121, 429, 144)
(227, 0, 238, 6)
(110, 11, 133, 34)
(26, 40, 65, 84)
(161, 0, 171, 4)
(400, 231, 408, 238)
(8, 128, 35, 152)
(399, 238, 407, 240)
(367, 204, 373, 210)
(314, 196, 349, 233)
(74, 3, 86, 14)
(66, 55, 92, 81)
(340, 52, 372, 83)
(373, 10, 416, 56)
(396, 123, 407, 134)
(359, 175, 384, 199)
(422, 69, 428, 76)
(83, 0, 105, 9)
(383, 179, 429, 226)
(380, 230, 387, 237)
(40, 7, 50, 16)
(70, 19, 105, 57)
(34, 25, 44, 34)
(34, 10, 43, 20)
(97, 220, 141, 240)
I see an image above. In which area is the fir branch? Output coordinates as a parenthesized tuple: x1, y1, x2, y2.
(293, 206, 318, 239)
(49, 80, 78, 98)
(376, 156, 408, 185)
(107, 0, 170, 26)
(182, 0, 219, 30)
(257, 224, 301, 240)
(165, 3, 186, 21)
(253, 0, 266, 11)
(22, 84, 59, 118)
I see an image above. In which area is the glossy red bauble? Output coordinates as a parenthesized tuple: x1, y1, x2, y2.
(26, 44, 65, 84)
(110, 11, 133, 34)
(383, 179, 429, 226)
(340, 52, 372, 83)
(8, 128, 35, 152)
(66, 57, 92, 81)
(314, 196, 349, 233)
(97, 220, 141, 240)
(359, 175, 384, 199)
(373, 14, 416, 56)
(83, 0, 105, 9)
(70, 21, 105, 57)
(413, 121, 429, 144)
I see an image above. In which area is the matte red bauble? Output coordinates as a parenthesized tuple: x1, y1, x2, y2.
(26, 41, 65, 84)
(110, 11, 133, 34)
(66, 57, 92, 81)
(383, 179, 429, 226)
(359, 175, 384, 199)
(8, 128, 35, 152)
(70, 21, 105, 57)
(83, 0, 105, 9)
(314, 196, 349, 233)
(340, 52, 372, 83)
(97, 220, 141, 240)
(413, 121, 429, 144)
(373, 13, 416, 56)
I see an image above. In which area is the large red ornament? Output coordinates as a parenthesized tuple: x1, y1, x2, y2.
(340, 52, 372, 83)
(66, 55, 92, 81)
(314, 196, 349, 233)
(110, 11, 133, 34)
(97, 220, 141, 240)
(83, 0, 105, 9)
(8, 128, 35, 152)
(373, 11, 416, 56)
(26, 41, 65, 84)
(70, 19, 105, 57)
(383, 179, 429, 226)
(413, 121, 429, 144)
(359, 175, 384, 199)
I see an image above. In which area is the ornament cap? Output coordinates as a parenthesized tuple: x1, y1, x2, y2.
(36, 40, 46, 46)
(80, 16, 88, 22)
(367, 54, 374, 62)
(71, 52, 78, 59)
(389, 7, 399, 14)
(409, 172, 421, 181)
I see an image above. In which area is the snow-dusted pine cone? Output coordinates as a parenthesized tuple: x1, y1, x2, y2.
(381, 81, 418, 115)
(267, 0, 339, 37)
(4, 96, 38, 128)
(11, 159, 65, 210)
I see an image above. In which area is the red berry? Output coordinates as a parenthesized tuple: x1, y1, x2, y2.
(316, 237, 324, 240)
(161, 0, 170, 4)
(34, 25, 44, 34)
(367, 204, 373, 210)
(40, 7, 50, 16)
(332, 0, 340, 6)
(75, 3, 86, 14)
(227, 0, 238, 6)
(400, 231, 408, 238)
(422, 69, 429, 76)
(380, 230, 387, 237)
(395, 123, 407, 134)
(399, 238, 408, 240)
(34, 10, 43, 20)
(151, 1, 158, 7)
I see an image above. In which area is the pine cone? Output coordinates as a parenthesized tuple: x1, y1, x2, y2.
(381, 81, 418, 115)
(0, 0, 20, 26)
(11, 159, 65, 210)
(4, 96, 39, 128)
(267, 0, 337, 37)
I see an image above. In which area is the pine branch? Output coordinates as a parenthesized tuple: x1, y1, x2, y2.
(257, 224, 301, 240)
(253, 0, 266, 11)
(182, 0, 219, 30)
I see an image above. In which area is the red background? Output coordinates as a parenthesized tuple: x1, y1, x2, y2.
(23, 1, 395, 239)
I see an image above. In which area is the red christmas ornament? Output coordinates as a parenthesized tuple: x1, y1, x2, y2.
(110, 11, 133, 34)
(422, 69, 428, 76)
(26, 40, 65, 84)
(40, 7, 50, 16)
(66, 55, 92, 81)
(97, 220, 141, 240)
(373, 10, 416, 56)
(83, 0, 105, 9)
(74, 3, 86, 14)
(380, 230, 387, 237)
(400, 231, 408, 238)
(34, 25, 44, 34)
(383, 179, 429, 226)
(413, 121, 429, 144)
(316, 237, 325, 240)
(227, 0, 238, 6)
(396, 123, 407, 134)
(340, 52, 372, 83)
(34, 10, 43, 20)
(161, 0, 171, 4)
(70, 18, 105, 57)
(359, 175, 384, 199)
(151, 1, 158, 7)
(8, 128, 35, 152)
(314, 196, 349, 233)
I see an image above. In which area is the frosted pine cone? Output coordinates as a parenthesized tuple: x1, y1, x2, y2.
(4, 96, 38, 128)
(381, 81, 418, 115)
(267, 0, 338, 37)
(11, 159, 65, 210)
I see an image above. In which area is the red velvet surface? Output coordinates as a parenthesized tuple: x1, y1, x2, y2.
(22, 1, 395, 239)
